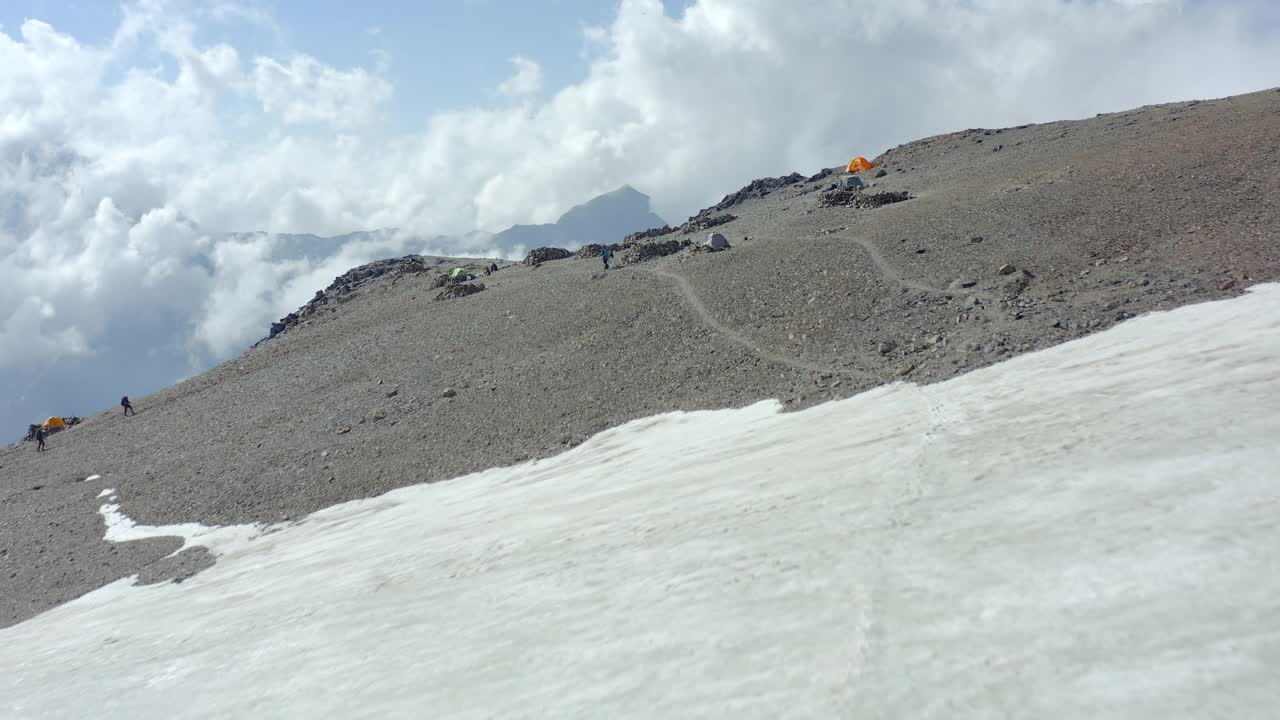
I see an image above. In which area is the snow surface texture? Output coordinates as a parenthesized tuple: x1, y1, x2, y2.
(4, 286, 1280, 719)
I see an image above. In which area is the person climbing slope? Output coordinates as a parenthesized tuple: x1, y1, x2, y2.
(121, 395, 135, 416)
(601, 245, 614, 271)
(35, 426, 46, 452)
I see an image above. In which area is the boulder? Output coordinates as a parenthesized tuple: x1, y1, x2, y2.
(841, 176, 864, 191)
(705, 232, 731, 250)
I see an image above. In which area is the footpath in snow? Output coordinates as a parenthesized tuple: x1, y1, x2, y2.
(3, 285, 1279, 719)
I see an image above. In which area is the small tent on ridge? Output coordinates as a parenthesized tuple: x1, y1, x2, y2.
(705, 232, 731, 250)
(846, 156, 875, 173)
(43, 416, 67, 430)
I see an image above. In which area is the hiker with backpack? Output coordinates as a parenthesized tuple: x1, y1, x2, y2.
(121, 396, 135, 416)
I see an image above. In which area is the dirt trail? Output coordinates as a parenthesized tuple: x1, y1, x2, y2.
(840, 236, 946, 294)
(754, 235, 947, 294)
(645, 263, 885, 384)
(642, 265, 863, 380)
(639, 232, 952, 382)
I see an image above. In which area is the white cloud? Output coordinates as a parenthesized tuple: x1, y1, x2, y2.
(498, 56, 544, 97)
(252, 54, 392, 127)
(1, 0, 1278, 433)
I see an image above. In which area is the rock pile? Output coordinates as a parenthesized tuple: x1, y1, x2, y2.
(523, 247, 573, 266)
(709, 172, 806, 211)
(624, 226, 676, 243)
(621, 239, 691, 264)
(854, 191, 912, 209)
(673, 171, 805, 235)
(817, 188, 860, 208)
(575, 243, 630, 259)
(680, 212, 737, 234)
(434, 282, 486, 301)
(818, 188, 912, 209)
(331, 256, 435, 288)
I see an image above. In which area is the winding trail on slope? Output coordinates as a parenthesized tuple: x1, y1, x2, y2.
(753, 234, 948, 294)
(641, 265, 862, 380)
(837, 235, 946, 294)
(639, 233, 950, 381)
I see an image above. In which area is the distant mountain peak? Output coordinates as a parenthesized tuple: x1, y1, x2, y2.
(494, 186, 667, 255)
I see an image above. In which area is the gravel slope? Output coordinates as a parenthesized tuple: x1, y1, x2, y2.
(2, 87, 1278, 627)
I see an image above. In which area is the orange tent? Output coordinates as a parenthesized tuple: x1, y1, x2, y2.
(846, 156, 875, 173)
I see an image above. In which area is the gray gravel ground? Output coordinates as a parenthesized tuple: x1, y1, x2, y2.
(2, 88, 1278, 627)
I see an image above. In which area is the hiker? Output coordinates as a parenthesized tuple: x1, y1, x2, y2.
(601, 245, 614, 270)
(121, 395, 135, 416)
(35, 426, 46, 452)
(488, 262, 498, 274)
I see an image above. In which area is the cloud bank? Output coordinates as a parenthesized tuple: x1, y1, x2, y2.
(2, 0, 1277, 434)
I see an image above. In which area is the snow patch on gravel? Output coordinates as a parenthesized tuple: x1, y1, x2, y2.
(3, 284, 1278, 719)
(98, 491, 260, 557)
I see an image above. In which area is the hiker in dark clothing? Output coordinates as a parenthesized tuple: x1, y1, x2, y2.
(121, 396, 135, 416)
(601, 246, 614, 270)
(35, 427, 46, 452)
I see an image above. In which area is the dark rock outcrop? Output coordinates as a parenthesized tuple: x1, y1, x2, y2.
(680, 213, 737, 235)
(434, 283, 486, 301)
(711, 173, 806, 212)
(854, 191, 912, 209)
(624, 225, 676, 243)
(819, 189, 912, 209)
(620, 239, 691, 264)
(575, 243, 630, 259)
(523, 247, 574, 266)
(675, 171, 806, 234)
(262, 255, 437, 342)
